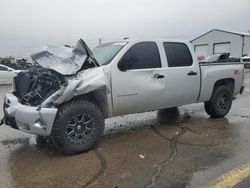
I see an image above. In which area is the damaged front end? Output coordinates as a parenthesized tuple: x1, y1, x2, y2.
(13, 68, 65, 106)
(1, 39, 103, 136)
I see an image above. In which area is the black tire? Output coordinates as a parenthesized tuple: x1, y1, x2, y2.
(51, 100, 104, 155)
(204, 85, 232, 118)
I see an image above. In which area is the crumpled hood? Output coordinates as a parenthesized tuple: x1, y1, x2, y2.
(31, 39, 99, 75)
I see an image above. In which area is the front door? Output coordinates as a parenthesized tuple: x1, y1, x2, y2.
(111, 42, 167, 116)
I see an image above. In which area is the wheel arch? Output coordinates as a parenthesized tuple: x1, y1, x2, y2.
(58, 89, 109, 118)
(213, 78, 235, 94)
(199, 77, 235, 102)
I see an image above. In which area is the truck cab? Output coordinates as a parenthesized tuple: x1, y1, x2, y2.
(97, 39, 200, 116)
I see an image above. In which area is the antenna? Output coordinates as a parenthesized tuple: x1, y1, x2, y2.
(67, 32, 71, 46)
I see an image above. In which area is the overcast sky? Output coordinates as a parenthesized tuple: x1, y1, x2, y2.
(0, 0, 249, 57)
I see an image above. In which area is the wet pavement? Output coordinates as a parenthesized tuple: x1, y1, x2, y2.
(1, 71, 250, 188)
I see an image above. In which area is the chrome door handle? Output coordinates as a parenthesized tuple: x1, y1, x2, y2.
(154, 74, 165, 79)
(187, 71, 197, 76)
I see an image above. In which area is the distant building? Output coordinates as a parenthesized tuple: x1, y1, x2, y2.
(191, 29, 250, 59)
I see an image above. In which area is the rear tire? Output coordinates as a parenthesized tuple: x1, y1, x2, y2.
(204, 85, 232, 118)
(51, 100, 104, 155)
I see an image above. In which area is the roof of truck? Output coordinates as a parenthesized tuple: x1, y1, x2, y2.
(118, 38, 191, 44)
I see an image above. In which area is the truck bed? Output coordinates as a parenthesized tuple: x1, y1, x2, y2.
(198, 62, 244, 102)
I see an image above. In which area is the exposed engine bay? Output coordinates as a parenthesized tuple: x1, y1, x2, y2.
(13, 39, 100, 106)
(13, 68, 65, 106)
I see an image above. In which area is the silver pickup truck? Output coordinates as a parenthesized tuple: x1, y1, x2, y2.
(1, 39, 245, 154)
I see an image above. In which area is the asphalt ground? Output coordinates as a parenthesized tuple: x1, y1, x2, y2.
(1, 70, 250, 188)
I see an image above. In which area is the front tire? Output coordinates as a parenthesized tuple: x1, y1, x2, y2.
(204, 85, 232, 118)
(51, 100, 104, 155)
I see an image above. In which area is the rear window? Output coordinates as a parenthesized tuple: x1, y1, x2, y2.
(163, 42, 193, 67)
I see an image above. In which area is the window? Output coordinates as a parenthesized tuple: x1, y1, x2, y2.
(163, 42, 193, 67)
(213, 42, 231, 55)
(92, 42, 126, 65)
(194, 44, 209, 58)
(0, 65, 8, 71)
(122, 42, 161, 70)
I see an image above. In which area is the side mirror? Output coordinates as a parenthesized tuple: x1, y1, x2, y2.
(118, 59, 128, 71)
(118, 56, 138, 72)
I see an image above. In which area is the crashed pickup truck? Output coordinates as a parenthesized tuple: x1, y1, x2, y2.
(1, 39, 245, 154)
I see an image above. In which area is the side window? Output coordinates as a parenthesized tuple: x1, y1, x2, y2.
(122, 42, 161, 70)
(0, 66, 8, 71)
(163, 42, 193, 67)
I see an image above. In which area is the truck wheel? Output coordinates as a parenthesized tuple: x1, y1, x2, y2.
(204, 85, 232, 118)
(51, 100, 104, 155)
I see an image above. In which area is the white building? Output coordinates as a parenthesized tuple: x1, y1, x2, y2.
(191, 29, 250, 59)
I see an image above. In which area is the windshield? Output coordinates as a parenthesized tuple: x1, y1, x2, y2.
(92, 42, 127, 65)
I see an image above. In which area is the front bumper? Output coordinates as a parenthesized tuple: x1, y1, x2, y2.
(2, 92, 58, 136)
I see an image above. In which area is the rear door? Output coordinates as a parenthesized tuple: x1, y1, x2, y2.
(163, 42, 200, 107)
(111, 42, 167, 116)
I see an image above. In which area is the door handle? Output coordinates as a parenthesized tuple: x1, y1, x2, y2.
(187, 71, 197, 76)
(154, 74, 165, 79)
